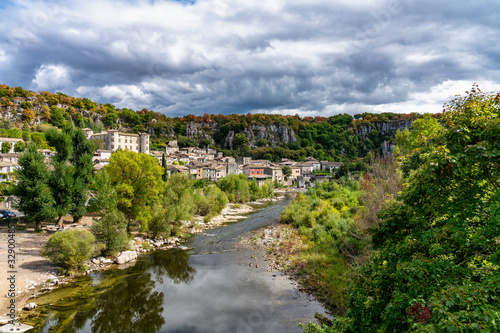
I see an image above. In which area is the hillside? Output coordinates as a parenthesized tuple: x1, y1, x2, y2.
(0, 84, 440, 165)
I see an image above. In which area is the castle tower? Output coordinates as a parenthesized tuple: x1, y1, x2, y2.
(139, 133, 150, 154)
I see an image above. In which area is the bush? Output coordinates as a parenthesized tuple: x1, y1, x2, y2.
(40, 229, 95, 271)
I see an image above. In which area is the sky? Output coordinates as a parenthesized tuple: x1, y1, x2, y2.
(1, 0, 500, 117)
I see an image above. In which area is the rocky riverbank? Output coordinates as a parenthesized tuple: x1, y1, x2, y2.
(239, 219, 334, 314)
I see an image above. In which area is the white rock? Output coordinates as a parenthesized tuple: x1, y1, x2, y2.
(23, 303, 37, 310)
(115, 251, 138, 265)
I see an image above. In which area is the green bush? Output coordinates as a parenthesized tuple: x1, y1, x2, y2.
(40, 229, 95, 271)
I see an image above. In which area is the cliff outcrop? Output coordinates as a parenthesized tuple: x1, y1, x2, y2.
(354, 119, 414, 139)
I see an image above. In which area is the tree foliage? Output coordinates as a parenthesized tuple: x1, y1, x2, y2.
(339, 85, 500, 332)
(89, 170, 129, 255)
(105, 150, 163, 231)
(10, 144, 56, 231)
(1, 141, 11, 153)
(46, 128, 74, 226)
(69, 127, 96, 222)
(394, 114, 442, 156)
(14, 140, 25, 152)
(91, 209, 128, 256)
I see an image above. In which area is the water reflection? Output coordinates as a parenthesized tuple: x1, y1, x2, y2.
(149, 249, 196, 285)
(32, 250, 196, 332)
(89, 272, 165, 333)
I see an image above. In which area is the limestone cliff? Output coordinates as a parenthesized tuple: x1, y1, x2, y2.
(185, 122, 297, 150)
(354, 119, 414, 139)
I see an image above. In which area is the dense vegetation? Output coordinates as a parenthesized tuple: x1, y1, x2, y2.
(299, 86, 500, 332)
(281, 179, 364, 313)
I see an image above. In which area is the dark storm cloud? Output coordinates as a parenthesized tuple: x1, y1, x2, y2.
(0, 0, 499, 116)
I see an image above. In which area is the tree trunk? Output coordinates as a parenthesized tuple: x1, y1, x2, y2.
(55, 216, 63, 227)
(34, 221, 42, 232)
(73, 215, 82, 223)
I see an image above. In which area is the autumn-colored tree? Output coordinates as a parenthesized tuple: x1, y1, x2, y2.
(22, 108, 35, 122)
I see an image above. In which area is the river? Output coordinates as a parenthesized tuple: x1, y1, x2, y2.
(26, 197, 327, 332)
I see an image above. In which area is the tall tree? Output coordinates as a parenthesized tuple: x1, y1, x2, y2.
(10, 144, 56, 231)
(46, 128, 74, 226)
(105, 150, 163, 231)
(89, 170, 128, 255)
(69, 126, 96, 222)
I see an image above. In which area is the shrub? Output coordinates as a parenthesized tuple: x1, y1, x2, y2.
(40, 229, 95, 271)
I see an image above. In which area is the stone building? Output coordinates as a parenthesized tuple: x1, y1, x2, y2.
(82, 129, 150, 154)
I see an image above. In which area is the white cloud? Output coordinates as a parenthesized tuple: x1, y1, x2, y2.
(372, 80, 500, 114)
(32, 64, 72, 91)
(0, 49, 6, 63)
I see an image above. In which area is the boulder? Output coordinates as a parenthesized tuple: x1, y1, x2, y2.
(23, 303, 37, 310)
(115, 251, 138, 265)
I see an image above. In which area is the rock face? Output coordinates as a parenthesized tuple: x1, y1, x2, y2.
(242, 124, 297, 148)
(382, 141, 395, 157)
(355, 119, 414, 139)
(115, 251, 138, 265)
(186, 122, 298, 150)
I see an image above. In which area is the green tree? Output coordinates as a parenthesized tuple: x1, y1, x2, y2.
(162, 173, 196, 226)
(13, 141, 25, 153)
(50, 106, 66, 127)
(148, 205, 171, 239)
(46, 128, 75, 226)
(7, 128, 22, 138)
(340, 86, 500, 332)
(1, 142, 11, 153)
(91, 209, 128, 256)
(10, 144, 56, 231)
(89, 170, 128, 255)
(395, 115, 442, 156)
(22, 131, 31, 142)
(69, 127, 96, 222)
(282, 165, 292, 180)
(105, 150, 163, 231)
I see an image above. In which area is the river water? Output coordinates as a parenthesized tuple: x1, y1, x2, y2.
(27, 198, 326, 332)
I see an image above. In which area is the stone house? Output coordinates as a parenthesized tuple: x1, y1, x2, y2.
(320, 161, 343, 172)
(82, 129, 150, 154)
(294, 162, 314, 176)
